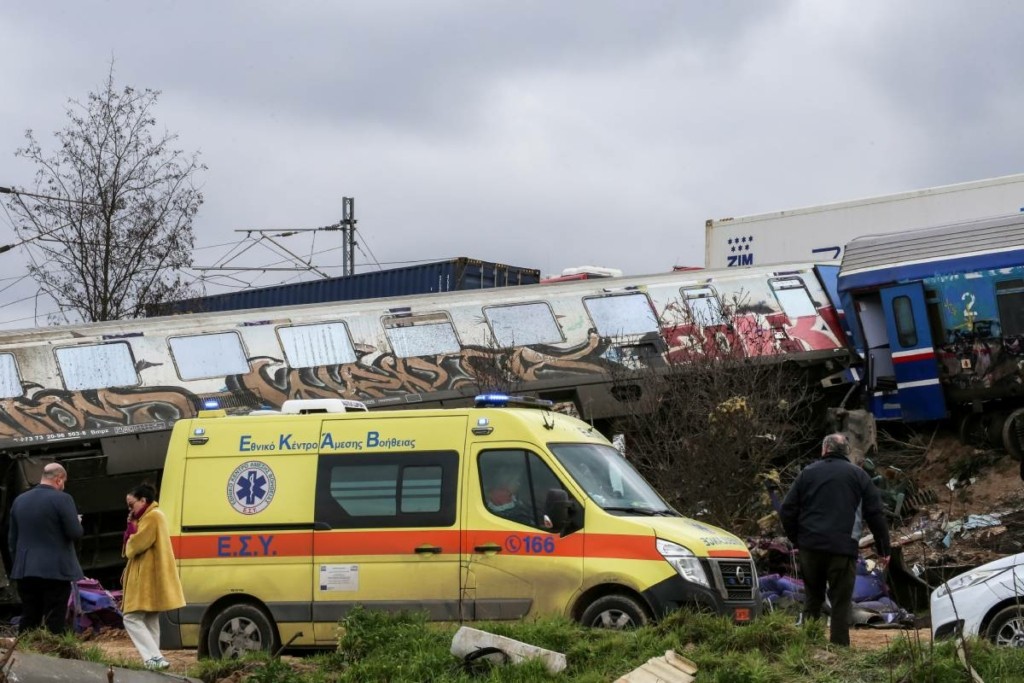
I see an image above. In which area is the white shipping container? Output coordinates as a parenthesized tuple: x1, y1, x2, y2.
(704, 173, 1024, 269)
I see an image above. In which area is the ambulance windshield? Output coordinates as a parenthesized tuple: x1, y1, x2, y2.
(550, 443, 676, 515)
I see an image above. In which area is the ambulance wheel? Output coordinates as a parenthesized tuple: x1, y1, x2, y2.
(207, 603, 279, 659)
(986, 605, 1024, 647)
(580, 594, 649, 629)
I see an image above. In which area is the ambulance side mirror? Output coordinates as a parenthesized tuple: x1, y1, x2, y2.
(544, 489, 579, 536)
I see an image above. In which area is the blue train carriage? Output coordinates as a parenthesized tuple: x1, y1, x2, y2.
(837, 213, 1024, 456)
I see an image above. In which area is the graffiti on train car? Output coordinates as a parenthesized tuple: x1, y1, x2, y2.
(225, 332, 617, 406)
(659, 295, 843, 364)
(926, 270, 1024, 399)
(0, 333, 622, 447)
(0, 384, 197, 445)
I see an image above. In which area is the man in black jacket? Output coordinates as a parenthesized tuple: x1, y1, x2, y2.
(8, 463, 84, 633)
(780, 433, 890, 646)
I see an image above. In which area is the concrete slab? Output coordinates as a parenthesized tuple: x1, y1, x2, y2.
(2, 651, 203, 683)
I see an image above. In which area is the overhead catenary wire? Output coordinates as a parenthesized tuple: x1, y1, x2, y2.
(0, 190, 457, 324)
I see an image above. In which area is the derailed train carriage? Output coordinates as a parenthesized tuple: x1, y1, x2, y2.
(837, 213, 1024, 456)
(0, 262, 852, 601)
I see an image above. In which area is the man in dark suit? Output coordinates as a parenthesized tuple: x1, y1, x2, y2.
(8, 463, 84, 633)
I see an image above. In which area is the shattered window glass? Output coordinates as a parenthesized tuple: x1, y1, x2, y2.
(485, 302, 563, 347)
(0, 353, 22, 398)
(770, 278, 817, 318)
(169, 332, 250, 380)
(383, 315, 460, 357)
(278, 322, 357, 368)
(584, 293, 659, 337)
(683, 287, 726, 325)
(56, 342, 139, 391)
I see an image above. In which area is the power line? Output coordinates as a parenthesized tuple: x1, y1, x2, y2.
(0, 186, 102, 207)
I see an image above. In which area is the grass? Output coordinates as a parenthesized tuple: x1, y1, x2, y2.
(13, 610, 1024, 682)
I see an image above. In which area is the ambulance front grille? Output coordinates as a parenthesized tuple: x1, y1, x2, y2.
(713, 559, 757, 601)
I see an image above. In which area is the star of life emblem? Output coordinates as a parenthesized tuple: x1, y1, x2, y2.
(227, 460, 277, 514)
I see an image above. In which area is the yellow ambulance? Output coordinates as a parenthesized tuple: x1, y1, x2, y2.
(158, 395, 760, 658)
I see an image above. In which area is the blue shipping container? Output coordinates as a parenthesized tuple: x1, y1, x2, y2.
(148, 257, 540, 316)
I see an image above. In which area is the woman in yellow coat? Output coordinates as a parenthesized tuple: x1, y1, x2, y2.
(122, 484, 185, 670)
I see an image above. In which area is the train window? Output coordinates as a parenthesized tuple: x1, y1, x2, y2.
(892, 296, 919, 347)
(55, 342, 139, 391)
(168, 332, 250, 380)
(484, 302, 563, 347)
(383, 313, 460, 357)
(278, 322, 357, 368)
(0, 353, 22, 398)
(996, 279, 1024, 336)
(769, 277, 817, 318)
(682, 287, 726, 326)
(583, 293, 659, 337)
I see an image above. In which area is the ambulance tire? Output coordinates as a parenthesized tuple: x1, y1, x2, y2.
(207, 603, 279, 659)
(579, 594, 649, 629)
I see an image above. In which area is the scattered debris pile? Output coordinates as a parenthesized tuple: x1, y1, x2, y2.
(880, 431, 1024, 576)
(752, 429, 1024, 624)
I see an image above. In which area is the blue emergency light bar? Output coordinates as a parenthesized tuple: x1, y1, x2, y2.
(203, 398, 221, 410)
(474, 394, 554, 410)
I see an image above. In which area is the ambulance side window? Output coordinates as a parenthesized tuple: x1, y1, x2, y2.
(479, 449, 573, 531)
(314, 451, 458, 529)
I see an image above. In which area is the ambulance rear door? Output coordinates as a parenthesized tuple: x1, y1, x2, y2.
(177, 417, 318, 649)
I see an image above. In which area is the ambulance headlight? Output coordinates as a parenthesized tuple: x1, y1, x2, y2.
(656, 539, 710, 588)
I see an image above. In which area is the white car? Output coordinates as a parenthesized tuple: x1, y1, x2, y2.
(930, 552, 1024, 647)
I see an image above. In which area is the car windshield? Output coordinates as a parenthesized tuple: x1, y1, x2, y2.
(549, 442, 677, 515)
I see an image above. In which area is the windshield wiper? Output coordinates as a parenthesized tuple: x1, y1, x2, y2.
(602, 506, 677, 517)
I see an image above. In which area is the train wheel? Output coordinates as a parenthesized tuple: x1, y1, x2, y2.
(958, 413, 985, 446)
(985, 411, 1009, 448)
(1001, 407, 1024, 461)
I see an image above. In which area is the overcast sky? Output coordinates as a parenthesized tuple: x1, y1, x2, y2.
(1, 1, 1022, 328)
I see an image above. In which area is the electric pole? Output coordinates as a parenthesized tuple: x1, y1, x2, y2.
(341, 197, 356, 276)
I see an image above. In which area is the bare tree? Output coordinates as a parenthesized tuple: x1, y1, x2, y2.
(608, 300, 827, 533)
(7, 65, 204, 322)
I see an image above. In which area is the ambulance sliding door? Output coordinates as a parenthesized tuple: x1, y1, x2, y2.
(311, 416, 465, 642)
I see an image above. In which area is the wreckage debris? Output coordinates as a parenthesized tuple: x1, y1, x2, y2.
(615, 650, 698, 683)
(755, 549, 915, 628)
(450, 626, 567, 674)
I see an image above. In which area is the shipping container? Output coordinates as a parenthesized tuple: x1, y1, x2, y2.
(705, 173, 1024, 269)
(148, 257, 541, 315)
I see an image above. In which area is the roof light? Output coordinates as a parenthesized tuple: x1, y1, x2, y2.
(475, 393, 511, 407)
(280, 398, 368, 414)
(203, 398, 221, 410)
(474, 394, 554, 410)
